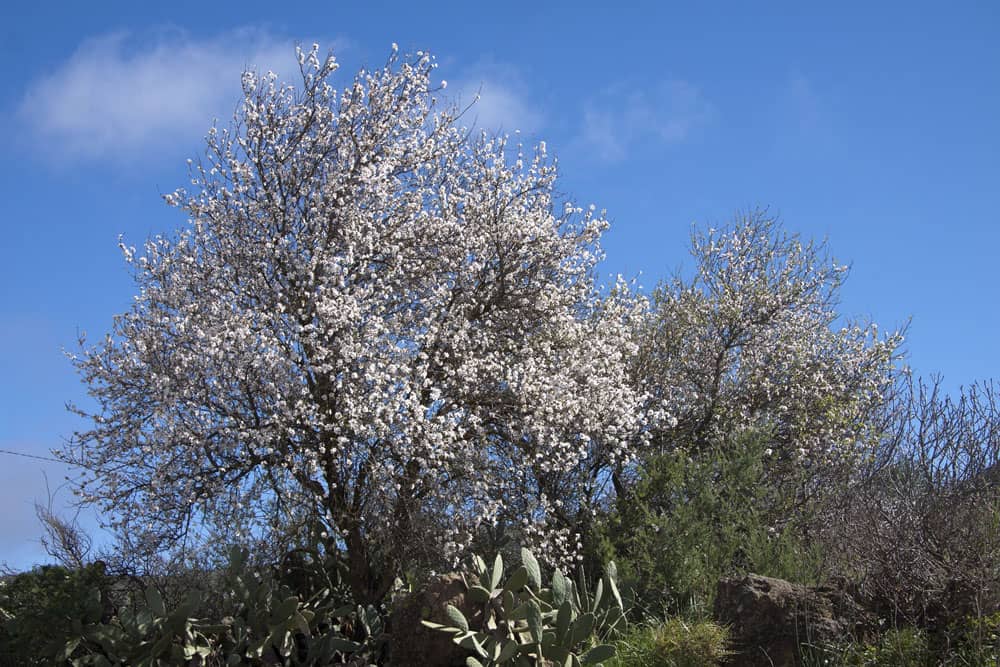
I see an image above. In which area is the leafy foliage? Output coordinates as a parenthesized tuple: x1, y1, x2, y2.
(1, 547, 382, 666)
(802, 627, 935, 667)
(421, 547, 623, 666)
(599, 428, 824, 613)
(0, 562, 111, 663)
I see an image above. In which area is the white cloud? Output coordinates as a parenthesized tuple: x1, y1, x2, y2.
(780, 73, 835, 139)
(767, 73, 840, 158)
(448, 62, 542, 136)
(579, 80, 713, 161)
(17, 28, 310, 162)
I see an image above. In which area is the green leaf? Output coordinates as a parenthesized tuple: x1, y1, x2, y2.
(176, 589, 201, 618)
(602, 606, 625, 635)
(605, 573, 623, 612)
(521, 548, 542, 590)
(509, 601, 532, 620)
(466, 658, 485, 667)
(580, 643, 616, 664)
(197, 623, 231, 636)
(570, 612, 595, 646)
(568, 579, 582, 611)
(82, 586, 103, 623)
(526, 600, 543, 643)
(498, 639, 520, 662)
(556, 599, 574, 640)
(486, 637, 501, 660)
(504, 565, 529, 593)
(445, 604, 469, 631)
(468, 584, 492, 604)
(292, 610, 311, 635)
(61, 636, 82, 660)
(546, 645, 570, 663)
(552, 569, 568, 606)
(269, 595, 300, 624)
(144, 587, 166, 618)
(503, 588, 516, 615)
(491, 552, 504, 590)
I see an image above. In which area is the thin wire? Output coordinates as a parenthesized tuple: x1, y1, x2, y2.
(0, 448, 72, 466)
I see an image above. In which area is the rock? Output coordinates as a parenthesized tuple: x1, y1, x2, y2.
(389, 573, 479, 667)
(713, 574, 875, 667)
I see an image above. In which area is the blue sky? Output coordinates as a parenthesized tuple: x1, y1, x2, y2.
(1, 1, 997, 571)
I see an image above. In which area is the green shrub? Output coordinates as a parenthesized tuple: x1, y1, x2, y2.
(608, 617, 730, 667)
(803, 627, 934, 667)
(0, 562, 111, 664)
(597, 428, 824, 614)
(867, 627, 932, 667)
(1, 548, 379, 666)
(951, 611, 1000, 666)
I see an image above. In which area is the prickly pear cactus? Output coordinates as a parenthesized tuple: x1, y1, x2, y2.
(50, 546, 374, 666)
(422, 547, 623, 666)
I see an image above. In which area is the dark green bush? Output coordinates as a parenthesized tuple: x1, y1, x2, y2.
(0, 562, 111, 664)
(950, 611, 1000, 666)
(596, 428, 824, 614)
(0, 548, 381, 666)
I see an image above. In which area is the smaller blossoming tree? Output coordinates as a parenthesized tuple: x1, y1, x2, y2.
(600, 212, 904, 606)
(638, 211, 903, 469)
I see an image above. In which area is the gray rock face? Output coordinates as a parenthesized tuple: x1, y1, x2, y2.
(389, 573, 478, 667)
(714, 574, 875, 667)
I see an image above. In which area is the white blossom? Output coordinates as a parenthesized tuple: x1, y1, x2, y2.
(62, 45, 647, 600)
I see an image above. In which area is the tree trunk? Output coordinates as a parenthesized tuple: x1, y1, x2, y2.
(344, 524, 397, 605)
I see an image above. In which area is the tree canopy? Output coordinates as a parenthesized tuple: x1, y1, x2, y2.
(61, 46, 649, 602)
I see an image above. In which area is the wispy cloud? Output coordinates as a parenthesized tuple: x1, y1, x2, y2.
(447, 61, 543, 136)
(779, 73, 835, 139)
(17, 28, 310, 163)
(578, 80, 713, 161)
(768, 72, 841, 158)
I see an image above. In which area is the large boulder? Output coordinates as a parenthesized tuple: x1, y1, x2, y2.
(389, 573, 480, 666)
(714, 574, 875, 667)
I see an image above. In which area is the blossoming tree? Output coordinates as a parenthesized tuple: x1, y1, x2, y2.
(595, 213, 905, 605)
(636, 211, 904, 483)
(61, 46, 647, 602)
